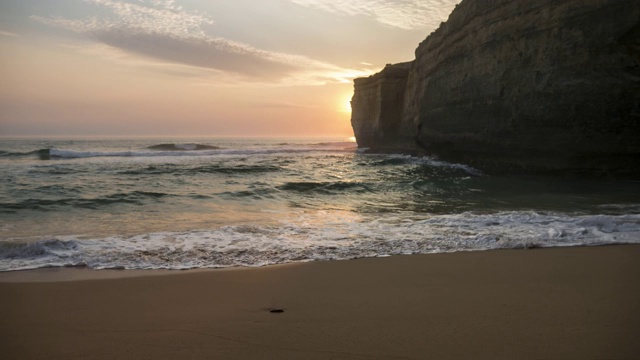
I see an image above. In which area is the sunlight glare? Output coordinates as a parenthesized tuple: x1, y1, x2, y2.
(344, 98, 352, 113)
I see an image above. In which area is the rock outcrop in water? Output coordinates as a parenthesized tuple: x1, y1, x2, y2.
(351, 0, 640, 176)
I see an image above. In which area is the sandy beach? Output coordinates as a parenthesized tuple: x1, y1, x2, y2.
(2, 245, 639, 360)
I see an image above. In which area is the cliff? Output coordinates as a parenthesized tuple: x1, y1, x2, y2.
(350, 62, 411, 150)
(351, 0, 640, 176)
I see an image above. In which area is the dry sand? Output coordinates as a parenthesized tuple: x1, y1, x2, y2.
(1, 245, 639, 359)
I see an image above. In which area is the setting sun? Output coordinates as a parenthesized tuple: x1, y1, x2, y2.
(342, 96, 353, 113)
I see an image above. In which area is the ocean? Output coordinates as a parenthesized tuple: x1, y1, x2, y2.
(1, 137, 639, 271)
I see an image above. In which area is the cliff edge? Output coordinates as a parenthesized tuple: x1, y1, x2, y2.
(351, 0, 640, 176)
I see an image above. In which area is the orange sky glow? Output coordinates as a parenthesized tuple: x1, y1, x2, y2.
(0, 0, 460, 137)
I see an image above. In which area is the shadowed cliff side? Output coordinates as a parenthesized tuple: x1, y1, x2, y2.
(351, 0, 640, 177)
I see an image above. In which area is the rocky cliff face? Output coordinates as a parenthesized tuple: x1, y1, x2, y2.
(351, 0, 640, 176)
(350, 62, 411, 150)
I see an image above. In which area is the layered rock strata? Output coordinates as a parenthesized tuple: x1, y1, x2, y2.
(351, 0, 640, 176)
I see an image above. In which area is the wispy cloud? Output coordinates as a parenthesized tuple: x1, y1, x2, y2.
(31, 0, 376, 84)
(0, 30, 21, 37)
(289, 0, 460, 30)
(60, 42, 233, 80)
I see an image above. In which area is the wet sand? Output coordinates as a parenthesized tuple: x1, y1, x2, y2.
(2, 245, 639, 359)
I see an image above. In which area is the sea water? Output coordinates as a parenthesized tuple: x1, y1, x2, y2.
(1, 137, 639, 271)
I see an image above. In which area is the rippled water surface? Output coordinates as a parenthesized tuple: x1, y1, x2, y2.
(1, 137, 639, 271)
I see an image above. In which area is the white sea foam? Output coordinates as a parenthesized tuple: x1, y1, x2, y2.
(1, 211, 638, 271)
(364, 153, 482, 175)
(419, 156, 483, 175)
(3, 138, 639, 272)
(48, 143, 357, 159)
(49, 148, 221, 159)
(400, 155, 482, 175)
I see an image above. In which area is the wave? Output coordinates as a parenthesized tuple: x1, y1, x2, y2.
(3, 211, 638, 271)
(118, 164, 283, 176)
(1, 191, 171, 212)
(278, 181, 371, 194)
(270, 141, 356, 148)
(597, 203, 640, 214)
(1, 142, 357, 160)
(366, 157, 413, 166)
(190, 164, 282, 174)
(312, 141, 358, 148)
(360, 154, 481, 176)
(47, 148, 223, 159)
(26, 166, 80, 175)
(0, 149, 51, 160)
(146, 143, 221, 151)
(217, 188, 278, 200)
(0, 239, 79, 259)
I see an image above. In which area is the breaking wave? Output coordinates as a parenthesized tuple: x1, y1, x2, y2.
(2, 212, 639, 271)
(146, 143, 221, 151)
(0, 149, 51, 160)
(1, 142, 358, 160)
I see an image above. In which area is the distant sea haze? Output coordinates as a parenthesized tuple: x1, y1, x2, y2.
(1, 137, 639, 271)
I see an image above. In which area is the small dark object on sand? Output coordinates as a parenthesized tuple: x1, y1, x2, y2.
(269, 308, 285, 313)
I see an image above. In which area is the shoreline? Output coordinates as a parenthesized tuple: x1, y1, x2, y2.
(2, 245, 639, 359)
(0, 244, 636, 283)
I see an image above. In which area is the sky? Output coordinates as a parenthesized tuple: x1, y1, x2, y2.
(0, 0, 460, 137)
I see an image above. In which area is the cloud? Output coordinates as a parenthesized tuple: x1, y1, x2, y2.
(59, 42, 233, 80)
(31, 0, 375, 85)
(92, 30, 297, 80)
(289, 0, 461, 30)
(0, 30, 21, 37)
